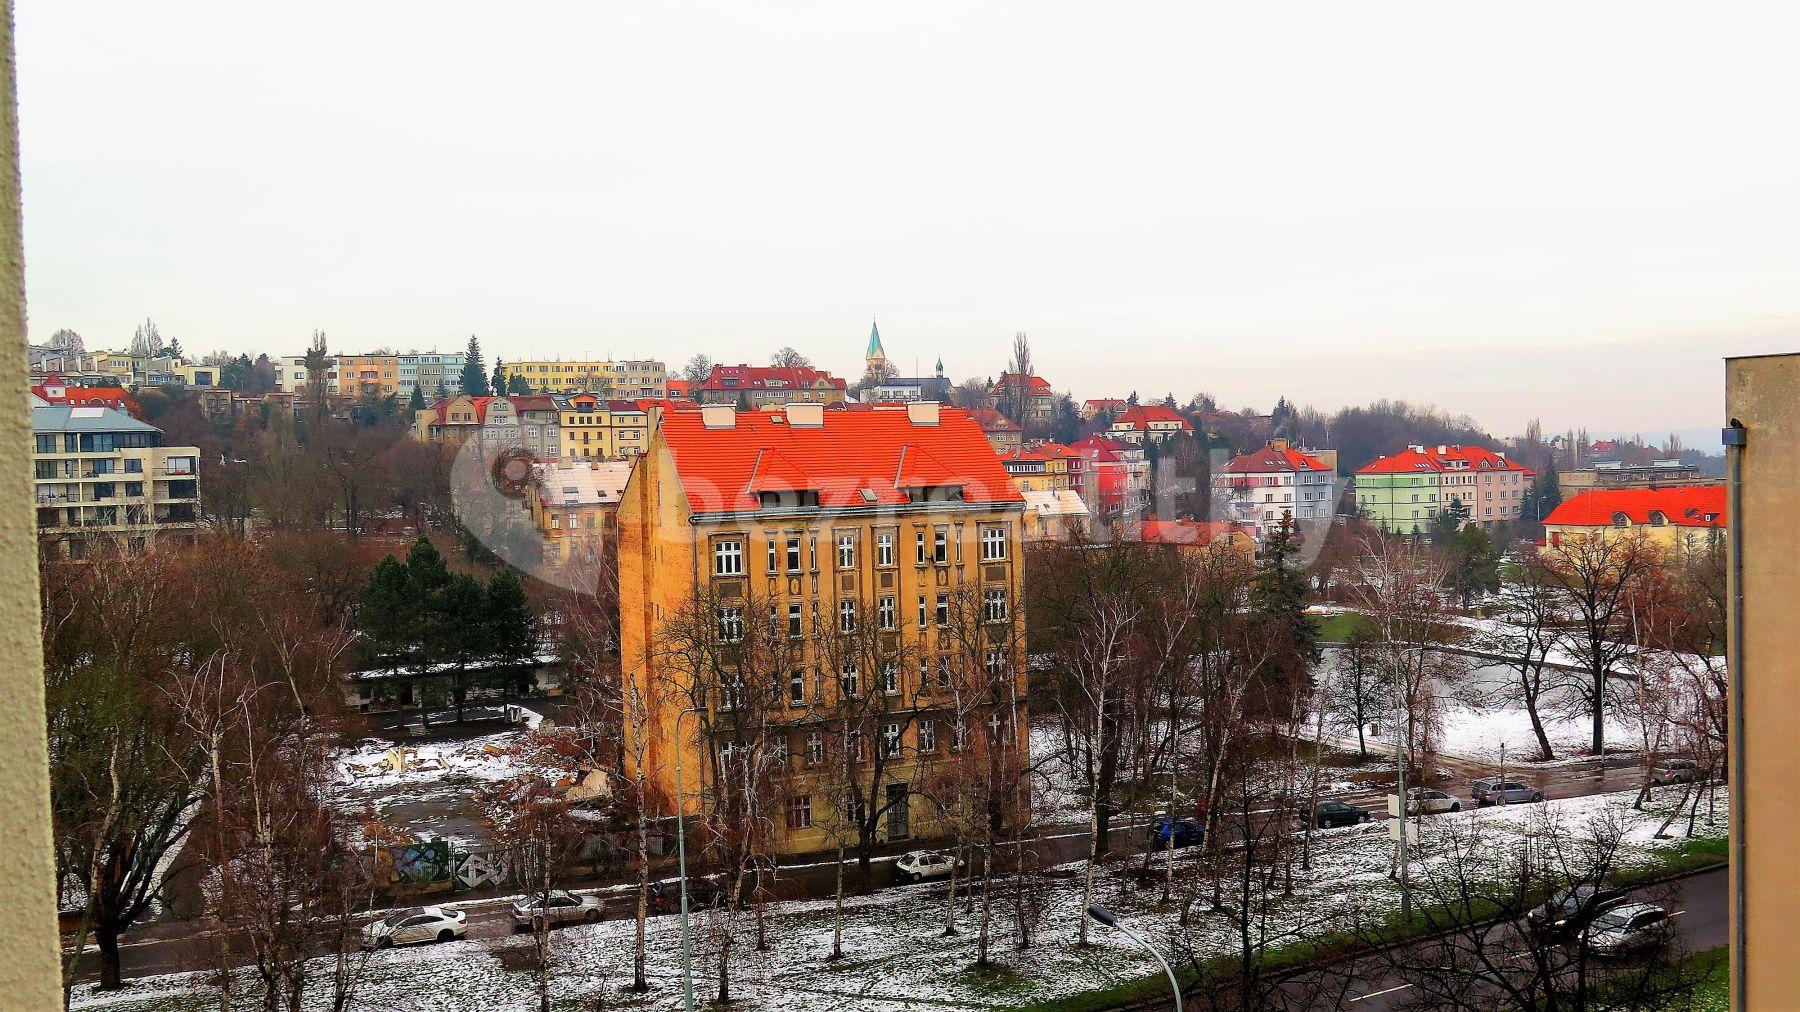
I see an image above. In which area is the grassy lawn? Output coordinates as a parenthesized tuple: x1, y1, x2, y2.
(1316, 613, 1368, 643)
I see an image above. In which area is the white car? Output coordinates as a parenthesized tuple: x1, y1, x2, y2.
(1583, 902, 1674, 956)
(512, 889, 607, 930)
(1405, 788, 1461, 815)
(362, 905, 467, 948)
(894, 850, 961, 883)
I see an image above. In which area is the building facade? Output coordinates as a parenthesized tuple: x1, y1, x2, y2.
(697, 364, 847, 407)
(617, 401, 1030, 856)
(32, 403, 200, 557)
(502, 359, 668, 398)
(530, 459, 633, 566)
(1542, 486, 1725, 560)
(1215, 439, 1338, 538)
(1108, 404, 1193, 445)
(1354, 443, 1530, 535)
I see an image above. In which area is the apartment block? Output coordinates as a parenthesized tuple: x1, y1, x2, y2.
(32, 402, 200, 558)
(1353, 443, 1530, 535)
(1215, 439, 1338, 538)
(503, 359, 668, 398)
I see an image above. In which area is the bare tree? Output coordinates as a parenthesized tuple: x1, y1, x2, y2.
(1536, 529, 1661, 757)
(1479, 563, 1569, 761)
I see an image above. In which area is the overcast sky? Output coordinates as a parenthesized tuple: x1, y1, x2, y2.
(18, 3, 1799, 440)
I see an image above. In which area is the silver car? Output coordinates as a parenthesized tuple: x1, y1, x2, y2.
(511, 889, 607, 930)
(894, 850, 962, 883)
(1471, 778, 1545, 806)
(1405, 788, 1461, 815)
(1583, 902, 1674, 956)
(362, 905, 467, 948)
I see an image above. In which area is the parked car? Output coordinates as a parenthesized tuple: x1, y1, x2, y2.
(1405, 788, 1461, 815)
(1582, 902, 1675, 956)
(1146, 814, 1205, 850)
(362, 905, 467, 948)
(1313, 801, 1373, 829)
(895, 850, 962, 883)
(1527, 884, 1630, 936)
(511, 890, 606, 931)
(1471, 778, 1545, 806)
(1650, 759, 1702, 786)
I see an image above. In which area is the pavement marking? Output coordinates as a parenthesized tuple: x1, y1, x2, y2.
(1347, 982, 1412, 1002)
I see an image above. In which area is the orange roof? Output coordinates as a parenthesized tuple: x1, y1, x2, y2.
(656, 406, 1023, 515)
(32, 377, 141, 417)
(991, 372, 1052, 394)
(666, 379, 695, 397)
(700, 364, 846, 392)
(1357, 444, 1530, 476)
(1140, 518, 1252, 546)
(1544, 486, 1726, 529)
(430, 395, 495, 425)
(1222, 442, 1330, 474)
(1114, 405, 1193, 431)
(967, 408, 1019, 432)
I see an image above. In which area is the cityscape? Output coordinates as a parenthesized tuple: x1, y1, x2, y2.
(6, 5, 1797, 1012)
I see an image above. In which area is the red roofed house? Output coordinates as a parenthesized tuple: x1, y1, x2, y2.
(697, 364, 847, 408)
(413, 394, 495, 444)
(1108, 404, 1194, 446)
(1081, 398, 1126, 419)
(31, 375, 140, 418)
(968, 407, 1022, 454)
(990, 372, 1055, 427)
(1215, 439, 1339, 538)
(1354, 443, 1532, 535)
(1543, 486, 1725, 560)
(617, 400, 1029, 856)
(1138, 517, 1256, 563)
(1069, 435, 1149, 526)
(665, 378, 695, 399)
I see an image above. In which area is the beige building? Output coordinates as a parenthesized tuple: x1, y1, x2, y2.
(1726, 352, 1800, 1010)
(32, 401, 200, 558)
(503, 359, 667, 398)
(530, 459, 632, 566)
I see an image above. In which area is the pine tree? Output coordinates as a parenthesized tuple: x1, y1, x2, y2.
(461, 336, 490, 396)
(491, 361, 506, 399)
(506, 372, 530, 395)
(409, 385, 427, 413)
(1252, 517, 1321, 686)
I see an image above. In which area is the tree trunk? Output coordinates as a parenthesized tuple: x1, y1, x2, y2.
(632, 778, 650, 991)
(976, 843, 994, 967)
(830, 840, 846, 961)
(95, 922, 122, 991)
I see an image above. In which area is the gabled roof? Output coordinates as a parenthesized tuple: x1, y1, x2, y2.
(1083, 398, 1126, 412)
(430, 395, 495, 426)
(507, 395, 558, 412)
(991, 372, 1052, 395)
(31, 377, 141, 417)
(1357, 444, 1530, 476)
(1544, 486, 1727, 529)
(967, 408, 1019, 433)
(1139, 518, 1253, 546)
(1113, 405, 1193, 431)
(700, 364, 847, 392)
(1222, 442, 1330, 474)
(1020, 487, 1090, 519)
(655, 406, 1022, 515)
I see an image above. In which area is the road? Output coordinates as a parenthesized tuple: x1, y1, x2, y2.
(77, 746, 1662, 986)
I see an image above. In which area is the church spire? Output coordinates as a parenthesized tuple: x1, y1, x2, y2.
(866, 317, 886, 364)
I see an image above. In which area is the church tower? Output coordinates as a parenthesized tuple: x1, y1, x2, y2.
(865, 318, 887, 370)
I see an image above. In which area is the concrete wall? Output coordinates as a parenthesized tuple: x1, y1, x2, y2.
(0, 4, 75, 1003)
(1725, 352, 1800, 1010)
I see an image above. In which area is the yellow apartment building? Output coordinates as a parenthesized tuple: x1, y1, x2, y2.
(503, 359, 667, 398)
(333, 354, 401, 398)
(1541, 486, 1726, 562)
(617, 401, 1030, 855)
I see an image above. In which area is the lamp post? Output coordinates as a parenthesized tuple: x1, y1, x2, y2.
(1086, 905, 1182, 1012)
(670, 705, 706, 1012)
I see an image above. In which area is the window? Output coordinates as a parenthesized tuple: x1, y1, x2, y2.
(933, 527, 949, 564)
(986, 648, 1006, 677)
(983, 588, 1008, 623)
(719, 673, 745, 711)
(883, 722, 902, 757)
(876, 530, 895, 567)
(988, 709, 1004, 741)
(788, 602, 804, 638)
(805, 732, 824, 766)
(918, 719, 936, 754)
(789, 669, 806, 704)
(980, 525, 1007, 561)
(786, 794, 812, 829)
(936, 593, 950, 627)
(836, 532, 856, 570)
(767, 539, 779, 573)
(917, 595, 928, 628)
(848, 729, 866, 761)
(838, 599, 857, 633)
(878, 595, 896, 631)
(786, 536, 803, 572)
(951, 721, 969, 752)
(840, 664, 859, 698)
(717, 606, 744, 642)
(714, 538, 744, 576)
(937, 656, 952, 691)
(915, 530, 927, 565)
(881, 661, 899, 694)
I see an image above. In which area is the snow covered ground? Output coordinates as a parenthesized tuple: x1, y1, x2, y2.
(70, 786, 1725, 1012)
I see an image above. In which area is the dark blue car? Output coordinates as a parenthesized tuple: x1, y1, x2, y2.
(1146, 815, 1204, 850)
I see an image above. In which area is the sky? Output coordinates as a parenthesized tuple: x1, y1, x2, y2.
(17, 3, 1800, 441)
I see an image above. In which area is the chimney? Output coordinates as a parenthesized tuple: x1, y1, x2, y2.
(786, 402, 825, 427)
(701, 404, 736, 429)
(1437, 445, 1449, 455)
(1269, 437, 1288, 451)
(906, 401, 940, 426)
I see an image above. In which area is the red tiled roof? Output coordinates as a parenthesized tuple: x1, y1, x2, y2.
(1356, 444, 1530, 476)
(1221, 442, 1330, 474)
(1140, 518, 1253, 546)
(430, 395, 495, 425)
(32, 377, 141, 417)
(1544, 486, 1726, 529)
(991, 372, 1052, 394)
(508, 395, 557, 412)
(967, 408, 1019, 432)
(700, 364, 847, 392)
(1083, 398, 1126, 412)
(1114, 404, 1193, 431)
(656, 406, 1022, 514)
(666, 379, 695, 397)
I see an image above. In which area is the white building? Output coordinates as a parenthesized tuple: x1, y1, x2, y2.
(1214, 438, 1338, 538)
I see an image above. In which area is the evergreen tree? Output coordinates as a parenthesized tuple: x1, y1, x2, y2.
(1252, 517, 1321, 690)
(357, 555, 419, 664)
(1445, 523, 1502, 607)
(461, 335, 491, 396)
(485, 569, 538, 694)
(409, 385, 427, 413)
(167, 336, 184, 360)
(1429, 497, 1471, 545)
(507, 372, 530, 395)
(491, 361, 506, 399)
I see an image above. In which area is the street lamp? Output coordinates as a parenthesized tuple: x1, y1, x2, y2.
(670, 705, 706, 1012)
(1086, 905, 1182, 1012)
